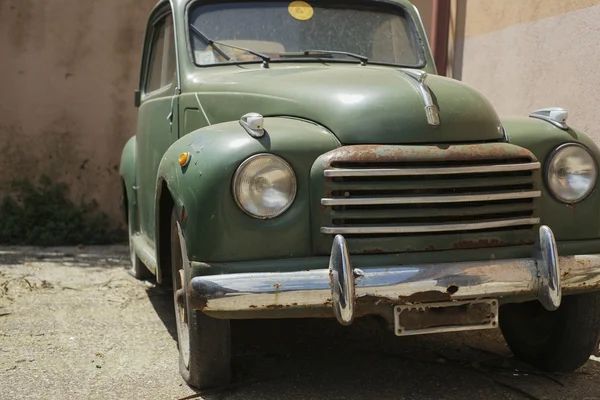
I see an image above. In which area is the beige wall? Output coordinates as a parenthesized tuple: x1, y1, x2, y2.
(0, 0, 157, 226)
(412, 0, 433, 38)
(460, 0, 600, 143)
(0, 0, 436, 228)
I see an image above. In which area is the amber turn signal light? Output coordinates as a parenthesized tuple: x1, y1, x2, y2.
(179, 152, 191, 167)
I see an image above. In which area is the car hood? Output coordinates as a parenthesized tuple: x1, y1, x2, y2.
(192, 65, 504, 144)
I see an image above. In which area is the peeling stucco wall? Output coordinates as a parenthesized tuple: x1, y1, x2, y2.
(0, 0, 157, 225)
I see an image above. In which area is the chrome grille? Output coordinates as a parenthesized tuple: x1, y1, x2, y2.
(313, 144, 541, 254)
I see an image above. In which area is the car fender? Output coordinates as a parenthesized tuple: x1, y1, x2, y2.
(154, 117, 340, 274)
(503, 116, 600, 240)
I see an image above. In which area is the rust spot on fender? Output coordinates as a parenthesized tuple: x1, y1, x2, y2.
(181, 206, 187, 224)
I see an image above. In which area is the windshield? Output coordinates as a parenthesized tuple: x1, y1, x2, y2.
(188, 1, 424, 67)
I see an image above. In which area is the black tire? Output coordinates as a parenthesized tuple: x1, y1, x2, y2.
(170, 209, 232, 390)
(127, 214, 152, 280)
(500, 292, 600, 372)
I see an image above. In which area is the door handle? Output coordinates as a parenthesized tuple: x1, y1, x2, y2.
(167, 86, 179, 125)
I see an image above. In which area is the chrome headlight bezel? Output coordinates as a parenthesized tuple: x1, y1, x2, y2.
(545, 143, 598, 204)
(232, 153, 297, 219)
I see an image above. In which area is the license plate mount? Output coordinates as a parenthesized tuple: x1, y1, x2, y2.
(394, 299, 499, 337)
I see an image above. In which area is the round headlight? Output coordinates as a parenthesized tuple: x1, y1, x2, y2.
(233, 154, 297, 219)
(547, 143, 597, 203)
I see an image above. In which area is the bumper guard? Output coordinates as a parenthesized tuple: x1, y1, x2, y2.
(189, 226, 600, 326)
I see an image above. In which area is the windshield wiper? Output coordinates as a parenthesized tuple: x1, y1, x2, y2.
(280, 50, 368, 66)
(189, 24, 271, 68)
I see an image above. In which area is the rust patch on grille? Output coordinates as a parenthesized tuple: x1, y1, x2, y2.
(452, 239, 508, 249)
(319, 143, 537, 167)
(360, 248, 387, 255)
(314, 143, 539, 256)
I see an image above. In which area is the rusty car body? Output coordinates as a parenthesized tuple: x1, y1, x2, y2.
(120, 0, 600, 389)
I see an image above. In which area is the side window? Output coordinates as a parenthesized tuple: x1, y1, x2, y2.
(145, 16, 176, 94)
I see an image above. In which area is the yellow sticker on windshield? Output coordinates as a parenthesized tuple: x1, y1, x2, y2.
(289, 1, 314, 21)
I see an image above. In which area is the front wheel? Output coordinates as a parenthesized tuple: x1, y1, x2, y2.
(500, 292, 600, 372)
(171, 209, 232, 390)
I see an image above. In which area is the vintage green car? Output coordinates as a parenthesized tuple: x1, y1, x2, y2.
(120, 0, 600, 390)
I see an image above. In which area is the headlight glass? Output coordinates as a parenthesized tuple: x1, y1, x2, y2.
(233, 154, 297, 218)
(547, 144, 597, 203)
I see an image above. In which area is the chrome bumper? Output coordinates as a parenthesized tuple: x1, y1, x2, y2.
(189, 226, 600, 326)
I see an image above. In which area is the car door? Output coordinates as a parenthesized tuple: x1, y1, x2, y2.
(135, 9, 179, 244)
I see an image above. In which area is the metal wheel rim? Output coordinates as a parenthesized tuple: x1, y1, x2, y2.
(174, 265, 191, 368)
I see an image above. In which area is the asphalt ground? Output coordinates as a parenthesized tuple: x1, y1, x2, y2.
(1, 245, 600, 400)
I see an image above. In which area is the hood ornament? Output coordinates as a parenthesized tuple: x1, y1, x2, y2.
(398, 69, 440, 126)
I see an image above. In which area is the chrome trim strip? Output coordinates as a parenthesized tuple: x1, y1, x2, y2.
(324, 162, 541, 177)
(321, 191, 541, 206)
(398, 69, 440, 125)
(320, 218, 540, 235)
